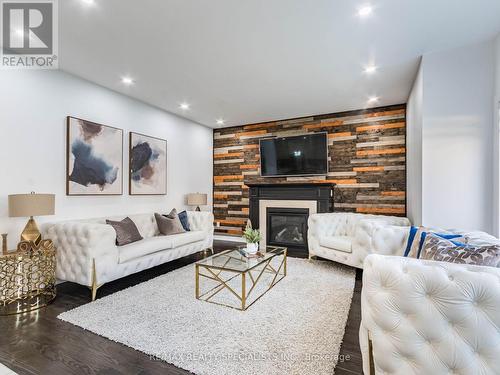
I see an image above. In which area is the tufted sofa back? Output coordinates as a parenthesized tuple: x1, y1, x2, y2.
(360, 254, 500, 374)
(48, 213, 159, 239)
(308, 212, 409, 238)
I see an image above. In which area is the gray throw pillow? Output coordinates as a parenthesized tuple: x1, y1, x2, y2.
(155, 210, 185, 235)
(106, 217, 143, 246)
(421, 233, 500, 267)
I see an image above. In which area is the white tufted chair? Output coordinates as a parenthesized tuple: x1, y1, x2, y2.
(307, 213, 410, 268)
(361, 254, 500, 375)
(42, 211, 213, 300)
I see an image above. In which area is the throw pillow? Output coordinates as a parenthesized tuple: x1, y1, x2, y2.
(177, 210, 190, 231)
(406, 226, 464, 258)
(403, 226, 419, 257)
(421, 233, 500, 267)
(106, 217, 143, 246)
(416, 232, 463, 258)
(156, 211, 185, 235)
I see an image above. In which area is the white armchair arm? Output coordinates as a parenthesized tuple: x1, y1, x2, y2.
(352, 220, 410, 266)
(360, 254, 500, 374)
(43, 222, 118, 286)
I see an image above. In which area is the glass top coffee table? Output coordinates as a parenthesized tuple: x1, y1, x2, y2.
(195, 246, 287, 310)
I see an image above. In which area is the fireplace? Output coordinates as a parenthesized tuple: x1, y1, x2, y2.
(246, 183, 335, 257)
(266, 208, 309, 251)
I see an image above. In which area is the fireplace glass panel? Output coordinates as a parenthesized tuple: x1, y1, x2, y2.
(267, 208, 308, 248)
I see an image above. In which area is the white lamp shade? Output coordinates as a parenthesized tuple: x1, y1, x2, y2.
(187, 193, 207, 206)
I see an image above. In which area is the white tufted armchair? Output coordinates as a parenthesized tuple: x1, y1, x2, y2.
(360, 254, 500, 375)
(308, 213, 410, 268)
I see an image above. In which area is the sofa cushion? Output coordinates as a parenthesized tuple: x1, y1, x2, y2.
(119, 236, 174, 263)
(320, 235, 352, 253)
(168, 230, 205, 248)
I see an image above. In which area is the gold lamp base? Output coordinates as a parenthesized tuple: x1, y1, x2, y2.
(20, 216, 42, 245)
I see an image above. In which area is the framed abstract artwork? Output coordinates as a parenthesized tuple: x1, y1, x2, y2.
(66, 117, 123, 195)
(129, 132, 167, 195)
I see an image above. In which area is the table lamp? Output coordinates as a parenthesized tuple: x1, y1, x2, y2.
(8, 192, 55, 245)
(187, 193, 207, 211)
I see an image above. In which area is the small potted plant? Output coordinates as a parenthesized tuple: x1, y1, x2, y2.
(243, 227, 261, 254)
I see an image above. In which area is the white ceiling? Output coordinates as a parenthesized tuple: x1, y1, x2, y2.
(59, 0, 500, 128)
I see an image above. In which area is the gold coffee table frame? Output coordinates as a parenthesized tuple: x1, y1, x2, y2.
(195, 246, 287, 311)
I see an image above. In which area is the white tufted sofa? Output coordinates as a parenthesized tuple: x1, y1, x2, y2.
(42, 211, 213, 300)
(307, 213, 410, 268)
(361, 253, 500, 374)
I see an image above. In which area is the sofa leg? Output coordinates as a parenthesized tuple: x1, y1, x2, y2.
(205, 247, 214, 255)
(368, 333, 375, 374)
(308, 253, 314, 261)
(89, 258, 102, 301)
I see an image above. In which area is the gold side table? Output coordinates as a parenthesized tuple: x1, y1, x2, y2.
(0, 239, 56, 316)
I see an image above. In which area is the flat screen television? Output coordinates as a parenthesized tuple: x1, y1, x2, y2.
(260, 133, 328, 177)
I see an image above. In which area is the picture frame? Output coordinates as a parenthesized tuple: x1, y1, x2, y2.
(66, 116, 123, 196)
(129, 132, 167, 195)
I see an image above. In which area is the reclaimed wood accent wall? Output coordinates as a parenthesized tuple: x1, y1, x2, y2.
(213, 104, 407, 236)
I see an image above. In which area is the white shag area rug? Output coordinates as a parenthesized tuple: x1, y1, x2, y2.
(58, 258, 355, 375)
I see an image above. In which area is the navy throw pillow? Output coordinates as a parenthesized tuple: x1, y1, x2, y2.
(178, 210, 190, 231)
(404, 226, 419, 257)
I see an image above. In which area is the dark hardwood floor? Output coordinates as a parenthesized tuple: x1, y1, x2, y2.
(0, 241, 363, 375)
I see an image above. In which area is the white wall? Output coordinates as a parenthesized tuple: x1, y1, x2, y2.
(0, 70, 213, 249)
(406, 61, 423, 225)
(494, 34, 500, 235)
(406, 39, 495, 233)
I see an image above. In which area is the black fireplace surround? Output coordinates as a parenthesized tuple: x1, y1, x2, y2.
(247, 183, 335, 256)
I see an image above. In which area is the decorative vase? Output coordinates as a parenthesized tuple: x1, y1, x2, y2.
(246, 242, 258, 254)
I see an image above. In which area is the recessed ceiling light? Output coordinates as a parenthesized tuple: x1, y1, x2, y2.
(367, 96, 379, 104)
(364, 65, 377, 74)
(121, 76, 134, 85)
(81, 0, 95, 5)
(358, 5, 373, 18)
(216, 119, 225, 125)
(180, 102, 190, 110)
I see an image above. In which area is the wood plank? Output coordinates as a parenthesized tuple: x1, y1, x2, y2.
(336, 183, 380, 188)
(219, 218, 248, 225)
(356, 139, 405, 148)
(350, 156, 405, 164)
(356, 194, 405, 201)
(356, 207, 406, 214)
(243, 144, 259, 149)
(356, 122, 405, 132)
(356, 148, 405, 157)
(381, 191, 406, 196)
(353, 166, 384, 172)
(328, 171, 357, 177)
(304, 120, 344, 129)
(240, 164, 260, 169)
(213, 152, 244, 159)
(243, 122, 276, 130)
(328, 132, 351, 138)
(237, 130, 267, 137)
(214, 175, 243, 182)
(214, 158, 245, 164)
